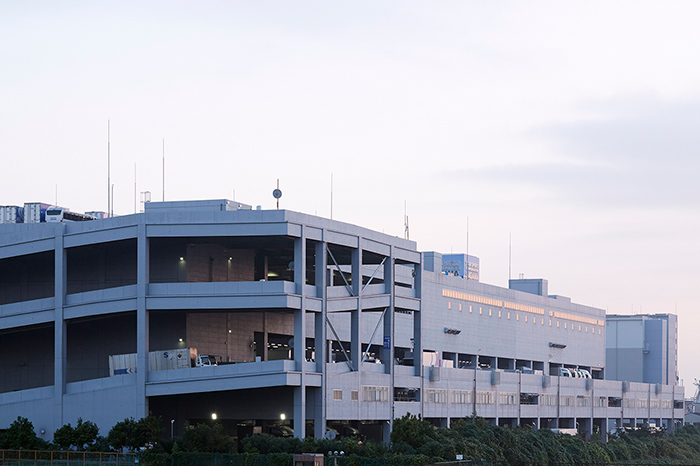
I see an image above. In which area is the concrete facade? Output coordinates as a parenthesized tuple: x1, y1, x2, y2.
(606, 314, 679, 385)
(0, 200, 684, 443)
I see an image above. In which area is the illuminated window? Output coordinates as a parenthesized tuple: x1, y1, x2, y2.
(564, 323, 567, 329)
(585, 326, 588, 333)
(451, 390, 473, 404)
(578, 325, 581, 331)
(479, 307, 482, 315)
(516, 314, 519, 321)
(557, 322, 560, 328)
(498, 310, 502, 318)
(448, 301, 451, 310)
(541, 318, 544, 325)
(425, 389, 447, 403)
(525, 315, 528, 323)
(508, 312, 511, 319)
(549, 320, 552, 327)
(362, 386, 389, 402)
(489, 308, 492, 317)
(469, 305, 473, 313)
(459, 303, 462, 311)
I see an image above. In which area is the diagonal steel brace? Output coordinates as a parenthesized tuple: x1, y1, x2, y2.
(361, 307, 388, 365)
(326, 316, 354, 371)
(326, 246, 354, 296)
(362, 257, 387, 293)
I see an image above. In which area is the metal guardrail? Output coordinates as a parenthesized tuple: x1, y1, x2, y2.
(0, 450, 136, 466)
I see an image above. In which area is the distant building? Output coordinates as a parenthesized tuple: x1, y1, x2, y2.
(509, 278, 548, 297)
(0, 198, 684, 443)
(606, 314, 678, 385)
(440, 253, 479, 280)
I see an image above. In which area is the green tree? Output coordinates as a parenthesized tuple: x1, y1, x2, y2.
(390, 414, 439, 453)
(180, 422, 235, 453)
(53, 418, 100, 451)
(0, 416, 47, 450)
(107, 414, 162, 451)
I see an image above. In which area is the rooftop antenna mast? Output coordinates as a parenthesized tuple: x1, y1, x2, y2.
(404, 201, 409, 240)
(330, 173, 333, 220)
(508, 232, 514, 282)
(466, 216, 469, 279)
(107, 120, 111, 218)
(272, 179, 282, 209)
(162, 139, 165, 201)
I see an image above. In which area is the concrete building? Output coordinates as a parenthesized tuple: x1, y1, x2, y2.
(0, 199, 684, 443)
(606, 314, 679, 385)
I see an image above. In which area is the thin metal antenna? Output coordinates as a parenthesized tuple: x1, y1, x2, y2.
(466, 216, 469, 279)
(508, 233, 512, 281)
(111, 184, 114, 218)
(162, 139, 165, 202)
(330, 173, 333, 220)
(276, 179, 280, 209)
(404, 201, 409, 240)
(107, 120, 111, 218)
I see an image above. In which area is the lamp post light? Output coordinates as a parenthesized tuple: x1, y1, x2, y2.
(170, 419, 175, 439)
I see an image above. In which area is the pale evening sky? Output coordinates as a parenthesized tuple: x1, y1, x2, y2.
(1, 2, 699, 385)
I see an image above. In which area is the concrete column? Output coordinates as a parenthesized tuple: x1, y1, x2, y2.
(136, 222, 149, 417)
(53, 224, 66, 428)
(262, 312, 269, 361)
(381, 249, 394, 371)
(413, 261, 422, 379)
(314, 238, 327, 439)
(293, 228, 307, 439)
(351, 240, 362, 370)
(381, 247, 394, 442)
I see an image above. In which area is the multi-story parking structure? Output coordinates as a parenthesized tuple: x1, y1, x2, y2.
(0, 199, 684, 442)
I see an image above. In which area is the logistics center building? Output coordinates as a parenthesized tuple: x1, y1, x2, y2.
(0, 200, 684, 442)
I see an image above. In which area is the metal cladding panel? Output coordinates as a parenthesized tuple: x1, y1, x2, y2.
(305, 226, 323, 241)
(64, 285, 138, 306)
(146, 294, 301, 310)
(324, 230, 358, 249)
(146, 222, 293, 238)
(145, 372, 298, 397)
(0, 297, 54, 318)
(362, 239, 391, 257)
(395, 296, 420, 311)
(394, 247, 421, 264)
(306, 297, 323, 312)
(64, 225, 138, 248)
(0, 237, 55, 260)
(327, 297, 359, 312)
(0, 390, 54, 439)
(63, 383, 140, 436)
(0, 309, 54, 331)
(64, 297, 138, 320)
(361, 295, 391, 310)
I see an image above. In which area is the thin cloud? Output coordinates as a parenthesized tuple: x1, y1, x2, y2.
(444, 96, 700, 209)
